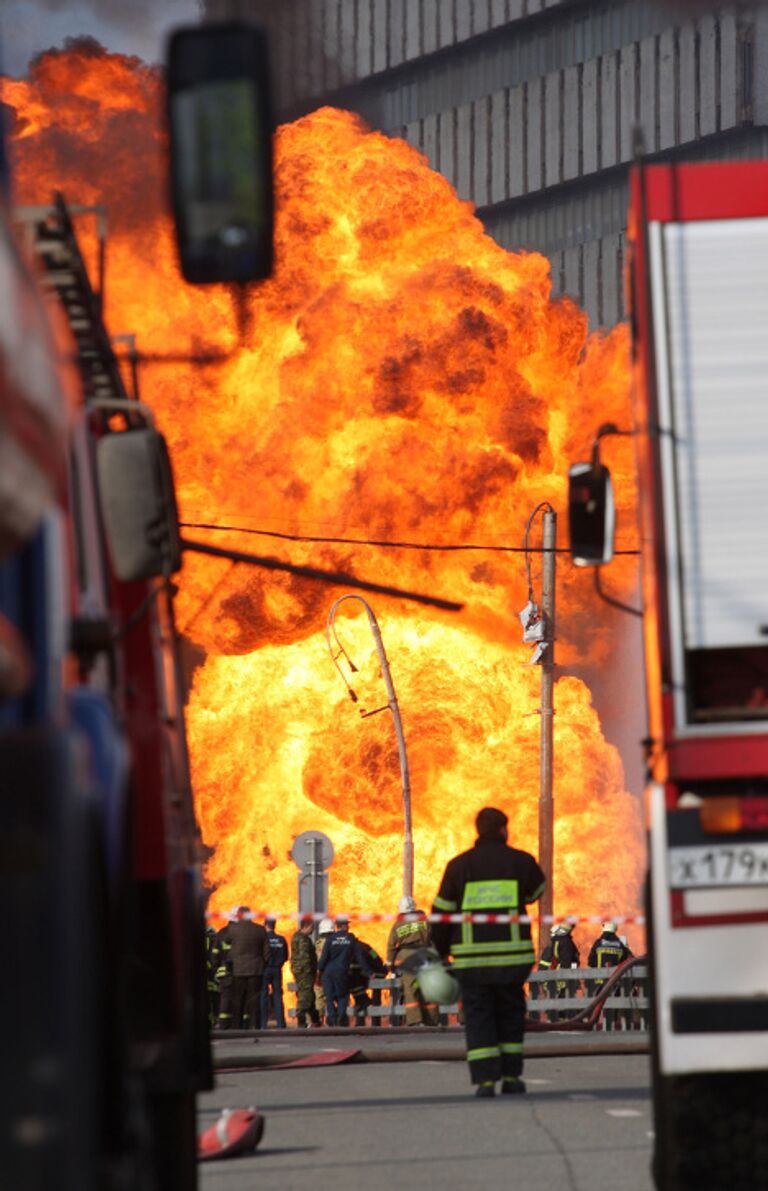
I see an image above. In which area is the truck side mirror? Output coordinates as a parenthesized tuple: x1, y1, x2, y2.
(568, 460, 615, 566)
(97, 428, 182, 581)
(166, 22, 274, 285)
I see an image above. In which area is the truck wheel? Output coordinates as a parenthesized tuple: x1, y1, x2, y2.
(147, 1090, 198, 1191)
(654, 1071, 768, 1190)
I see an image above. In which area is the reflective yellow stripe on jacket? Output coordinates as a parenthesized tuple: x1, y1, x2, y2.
(452, 879, 534, 971)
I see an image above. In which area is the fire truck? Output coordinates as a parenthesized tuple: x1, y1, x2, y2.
(1, 179, 214, 1186)
(0, 22, 283, 1187)
(570, 161, 768, 1189)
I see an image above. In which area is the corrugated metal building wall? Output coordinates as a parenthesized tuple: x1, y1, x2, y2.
(205, 1, 768, 327)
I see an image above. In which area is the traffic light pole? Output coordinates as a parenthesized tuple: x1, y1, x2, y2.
(538, 510, 556, 949)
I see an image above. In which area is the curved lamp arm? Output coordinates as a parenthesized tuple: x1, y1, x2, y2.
(326, 594, 413, 900)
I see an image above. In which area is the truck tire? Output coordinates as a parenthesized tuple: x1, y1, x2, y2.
(654, 1071, 768, 1190)
(647, 876, 768, 1189)
(2, 728, 115, 1190)
(146, 1090, 198, 1191)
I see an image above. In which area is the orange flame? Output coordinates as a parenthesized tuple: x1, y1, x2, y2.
(3, 44, 644, 958)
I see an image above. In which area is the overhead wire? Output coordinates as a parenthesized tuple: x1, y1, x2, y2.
(179, 520, 640, 556)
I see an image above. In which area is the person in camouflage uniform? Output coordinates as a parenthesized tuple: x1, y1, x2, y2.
(290, 915, 320, 1027)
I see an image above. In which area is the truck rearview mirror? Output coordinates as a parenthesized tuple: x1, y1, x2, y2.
(167, 22, 274, 285)
(568, 461, 615, 566)
(97, 428, 182, 581)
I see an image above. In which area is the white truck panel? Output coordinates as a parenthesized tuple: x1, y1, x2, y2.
(661, 217, 768, 650)
(649, 783, 768, 1075)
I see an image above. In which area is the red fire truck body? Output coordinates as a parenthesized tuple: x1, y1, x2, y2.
(1, 25, 280, 1186)
(628, 160, 768, 1185)
(1, 188, 210, 1189)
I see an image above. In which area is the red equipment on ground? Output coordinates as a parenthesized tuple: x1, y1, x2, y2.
(197, 1107, 265, 1161)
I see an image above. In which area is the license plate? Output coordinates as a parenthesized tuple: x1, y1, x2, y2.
(669, 843, 768, 888)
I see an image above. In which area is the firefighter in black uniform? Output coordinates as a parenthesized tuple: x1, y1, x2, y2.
(587, 922, 632, 1028)
(205, 925, 221, 1027)
(539, 922, 580, 1021)
(213, 912, 235, 1030)
(431, 806, 546, 1097)
(348, 939, 386, 1025)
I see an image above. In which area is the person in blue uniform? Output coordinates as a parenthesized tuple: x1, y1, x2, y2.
(318, 916, 373, 1026)
(261, 916, 288, 1028)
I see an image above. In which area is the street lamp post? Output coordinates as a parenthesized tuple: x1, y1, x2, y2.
(326, 595, 414, 900)
(519, 503, 557, 954)
(538, 510, 556, 939)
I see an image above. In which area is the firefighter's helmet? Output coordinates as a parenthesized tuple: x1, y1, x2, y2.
(398, 896, 416, 914)
(601, 921, 617, 934)
(415, 959, 459, 1006)
(318, 917, 334, 935)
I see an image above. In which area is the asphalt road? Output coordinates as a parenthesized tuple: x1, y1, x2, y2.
(198, 1035, 655, 1191)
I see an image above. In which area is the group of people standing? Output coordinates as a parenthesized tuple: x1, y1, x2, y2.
(538, 919, 634, 1021)
(290, 907, 440, 1028)
(206, 806, 636, 1101)
(290, 914, 381, 1027)
(206, 898, 446, 1031)
(206, 909, 289, 1030)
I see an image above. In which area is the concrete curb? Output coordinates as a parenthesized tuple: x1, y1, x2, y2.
(213, 1025, 460, 1040)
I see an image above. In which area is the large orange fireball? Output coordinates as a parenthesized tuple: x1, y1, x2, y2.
(3, 43, 643, 956)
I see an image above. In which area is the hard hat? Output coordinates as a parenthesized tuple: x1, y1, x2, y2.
(398, 896, 416, 914)
(602, 922, 617, 934)
(549, 924, 560, 936)
(415, 959, 460, 1006)
(318, 917, 334, 935)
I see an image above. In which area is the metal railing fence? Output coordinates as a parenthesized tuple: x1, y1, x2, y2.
(282, 959, 649, 1030)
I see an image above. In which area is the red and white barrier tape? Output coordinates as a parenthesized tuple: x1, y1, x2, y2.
(207, 910, 646, 926)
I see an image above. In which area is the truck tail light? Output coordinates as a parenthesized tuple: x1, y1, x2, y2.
(699, 797, 768, 834)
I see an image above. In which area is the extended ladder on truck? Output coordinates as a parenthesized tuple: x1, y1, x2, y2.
(15, 192, 137, 408)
